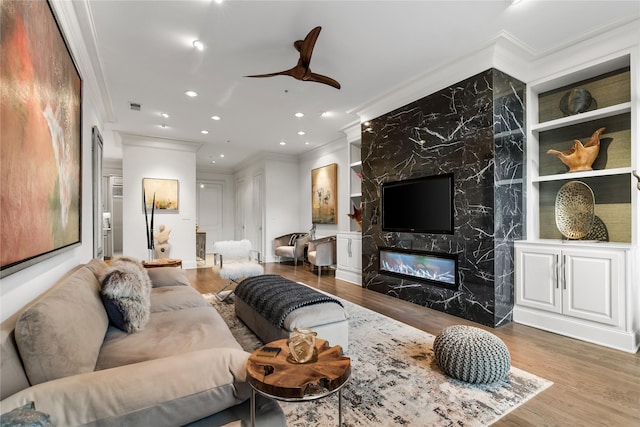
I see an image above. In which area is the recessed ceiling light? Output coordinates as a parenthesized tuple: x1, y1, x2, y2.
(211, 115, 221, 121)
(201, 130, 209, 134)
(321, 111, 332, 117)
(161, 112, 169, 118)
(193, 40, 205, 51)
(211, 160, 216, 164)
(185, 90, 198, 97)
(159, 124, 168, 129)
(294, 112, 304, 118)
(200, 184, 204, 188)
(305, 141, 310, 145)
(280, 141, 286, 146)
(297, 131, 305, 136)
(213, 0, 223, 4)
(220, 154, 224, 158)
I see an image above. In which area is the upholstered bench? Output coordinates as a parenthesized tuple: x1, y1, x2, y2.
(433, 325, 511, 384)
(234, 275, 349, 353)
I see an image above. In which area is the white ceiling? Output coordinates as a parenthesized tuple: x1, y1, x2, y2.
(81, 0, 640, 171)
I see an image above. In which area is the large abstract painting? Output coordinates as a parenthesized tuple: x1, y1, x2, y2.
(143, 178, 179, 212)
(0, 0, 82, 277)
(311, 163, 338, 224)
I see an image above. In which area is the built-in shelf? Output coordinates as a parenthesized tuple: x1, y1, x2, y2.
(532, 102, 631, 133)
(533, 167, 632, 183)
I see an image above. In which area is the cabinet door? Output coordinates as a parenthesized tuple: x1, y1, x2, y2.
(515, 245, 562, 313)
(336, 236, 351, 270)
(562, 248, 623, 326)
(350, 236, 362, 270)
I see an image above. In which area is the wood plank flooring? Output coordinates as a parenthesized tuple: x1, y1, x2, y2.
(185, 262, 640, 426)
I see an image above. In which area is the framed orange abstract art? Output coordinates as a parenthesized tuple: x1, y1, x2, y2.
(1, 0, 82, 277)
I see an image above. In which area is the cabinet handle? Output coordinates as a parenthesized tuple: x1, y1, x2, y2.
(555, 254, 559, 289)
(348, 239, 352, 257)
(562, 254, 567, 290)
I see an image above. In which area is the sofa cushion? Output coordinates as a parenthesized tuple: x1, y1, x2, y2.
(101, 259, 152, 332)
(150, 285, 211, 313)
(96, 306, 243, 370)
(14, 266, 109, 386)
(146, 266, 190, 287)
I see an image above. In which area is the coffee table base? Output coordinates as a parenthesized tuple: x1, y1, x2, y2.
(250, 382, 347, 427)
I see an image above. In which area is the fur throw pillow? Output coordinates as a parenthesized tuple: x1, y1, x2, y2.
(101, 257, 152, 333)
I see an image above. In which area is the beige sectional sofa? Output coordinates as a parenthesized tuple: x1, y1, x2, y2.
(0, 259, 284, 426)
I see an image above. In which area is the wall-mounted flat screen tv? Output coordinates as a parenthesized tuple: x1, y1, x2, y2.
(381, 173, 454, 234)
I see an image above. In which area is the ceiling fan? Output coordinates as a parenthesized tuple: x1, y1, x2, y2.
(245, 26, 341, 90)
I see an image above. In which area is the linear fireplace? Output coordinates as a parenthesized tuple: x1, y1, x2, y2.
(378, 247, 458, 289)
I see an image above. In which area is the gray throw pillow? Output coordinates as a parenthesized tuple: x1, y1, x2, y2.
(0, 402, 52, 427)
(101, 258, 152, 333)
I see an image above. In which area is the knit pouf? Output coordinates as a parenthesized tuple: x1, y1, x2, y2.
(433, 325, 511, 384)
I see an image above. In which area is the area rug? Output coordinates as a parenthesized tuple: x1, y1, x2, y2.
(203, 292, 552, 427)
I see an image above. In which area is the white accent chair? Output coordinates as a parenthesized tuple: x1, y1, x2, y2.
(307, 235, 336, 276)
(212, 239, 263, 301)
(273, 232, 310, 266)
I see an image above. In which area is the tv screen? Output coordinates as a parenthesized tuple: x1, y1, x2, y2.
(381, 173, 454, 234)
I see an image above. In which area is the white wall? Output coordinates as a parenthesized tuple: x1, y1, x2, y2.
(121, 136, 198, 268)
(299, 138, 349, 239)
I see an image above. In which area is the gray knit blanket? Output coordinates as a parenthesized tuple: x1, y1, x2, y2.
(235, 274, 343, 329)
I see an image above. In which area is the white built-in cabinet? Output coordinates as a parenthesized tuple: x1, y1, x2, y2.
(514, 242, 631, 347)
(336, 232, 362, 285)
(337, 124, 363, 285)
(514, 51, 638, 353)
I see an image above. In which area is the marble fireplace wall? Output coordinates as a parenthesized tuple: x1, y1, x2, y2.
(361, 68, 525, 328)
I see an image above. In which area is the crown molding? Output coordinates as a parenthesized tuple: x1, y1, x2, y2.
(50, 0, 115, 123)
(119, 132, 201, 153)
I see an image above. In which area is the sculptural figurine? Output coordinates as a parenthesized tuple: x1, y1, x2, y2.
(154, 224, 171, 258)
(347, 203, 362, 231)
(546, 127, 605, 172)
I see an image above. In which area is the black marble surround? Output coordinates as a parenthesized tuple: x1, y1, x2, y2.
(361, 69, 525, 328)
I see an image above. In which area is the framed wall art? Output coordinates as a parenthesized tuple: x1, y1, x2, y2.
(311, 163, 338, 224)
(1, 0, 82, 278)
(143, 178, 179, 212)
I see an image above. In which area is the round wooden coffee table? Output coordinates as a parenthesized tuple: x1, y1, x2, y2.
(141, 258, 182, 268)
(246, 338, 350, 427)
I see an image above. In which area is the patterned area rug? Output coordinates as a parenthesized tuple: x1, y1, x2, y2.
(203, 293, 552, 427)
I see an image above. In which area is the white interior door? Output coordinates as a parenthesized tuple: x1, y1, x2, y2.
(252, 172, 265, 257)
(235, 178, 246, 240)
(197, 181, 223, 253)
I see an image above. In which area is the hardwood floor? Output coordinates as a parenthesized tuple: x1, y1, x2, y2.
(186, 262, 640, 426)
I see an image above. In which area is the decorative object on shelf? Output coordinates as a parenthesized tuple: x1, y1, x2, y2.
(347, 203, 363, 231)
(581, 216, 609, 242)
(559, 88, 595, 116)
(555, 181, 595, 239)
(311, 163, 338, 224)
(287, 327, 318, 363)
(144, 190, 155, 259)
(546, 127, 605, 172)
(154, 224, 171, 258)
(633, 170, 640, 191)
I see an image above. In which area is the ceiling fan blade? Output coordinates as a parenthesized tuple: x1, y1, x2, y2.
(245, 70, 290, 78)
(305, 72, 341, 89)
(298, 26, 321, 68)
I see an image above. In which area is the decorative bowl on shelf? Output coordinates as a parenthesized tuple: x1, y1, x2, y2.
(555, 181, 595, 240)
(559, 88, 595, 116)
(546, 127, 605, 172)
